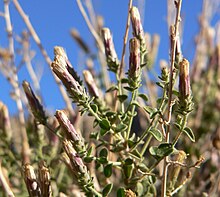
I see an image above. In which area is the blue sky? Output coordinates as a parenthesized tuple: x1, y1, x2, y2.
(0, 0, 205, 115)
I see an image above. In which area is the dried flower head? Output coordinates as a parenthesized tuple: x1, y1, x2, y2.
(22, 81, 47, 124)
(129, 38, 141, 79)
(130, 7, 145, 44)
(23, 164, 41, 197)
(83, 70, 99, 98)
(179, 59, 191, 99)
(38, 161, 52, 197)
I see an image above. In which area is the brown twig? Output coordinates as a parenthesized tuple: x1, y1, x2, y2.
(119, 0, 133, 79)
(162, 1, 182, 196)
(4, 0, 30, 164)
(12, 0, 74, 115)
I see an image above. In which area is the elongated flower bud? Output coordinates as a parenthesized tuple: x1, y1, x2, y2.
(22, 81, 47, 125)
(55, 110, 85, 153)
(101, 28, 118, 62)
(129, 38, 141, 79)
(130, 7, 145, 44)
(83, 70, 99, 98)
(63, 140, 91, 184)
(38, 161, 52, 197)
(179, 59, 191, 99)
(23, 164, 41, 197)
(51, 46, 84, 100)
(0, 101, 12, 140)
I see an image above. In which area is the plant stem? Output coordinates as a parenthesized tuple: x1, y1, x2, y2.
(161, 1, 182, 196)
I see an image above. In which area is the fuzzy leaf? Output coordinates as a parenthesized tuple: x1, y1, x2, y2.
(117, 188, 125, 197)
(102, 183, 113, 197)
(183, 127, 195, 142)
(104, 164, 113, 178)
(149, 128, 162, 141)
(99, 119, 110, 131)
(138, 94, 149, 102)
(117, 95, 128, 103)
(106, 85, 118, 93)
(99, 148, 108, 158)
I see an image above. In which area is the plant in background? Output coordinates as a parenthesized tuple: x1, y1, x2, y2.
(0, 0, 220, 197)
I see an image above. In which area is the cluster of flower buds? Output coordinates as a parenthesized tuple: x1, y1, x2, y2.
(130, 7, 146, 48)
(51, 46, 86, 102)
(83, 70, 100, 98)
(178, 58, 193, 113)
(55, 110, 86, 155)
(62, 140, 93, 192)
(128, 38, 141, 82)
(22, 81, 47, 125)
(101, 28, 119, 73)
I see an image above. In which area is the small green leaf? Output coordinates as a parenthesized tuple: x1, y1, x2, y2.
(100, 128, 109, 136)
(172, 89, 179, 96)
(104, 164, 113, 178)
(156, 82, 164, 88)
(138, 94, 149, 102)
(99, 148, 108, 158)
(106, 85, 118, 93)
(115, 123, 127, 133)
(149, 128, 162, 141)
(90, 104, 98, 113)
(87, 146, 93, 156)
(121, 78, 129, 84)
(117, 95, 128, 103)
(117, 188, 125, 197)
(99, 119, 111, 131)
(149, 143, 174, 158)
(183, 127, 195, 142)
(143, 106, 154, 115)
(83, 156, 94, 163)
(130, 149, 142, 159)
(136, 182, 144, 196)
(131, 101, 141, 108)
(123, 86, 134, 91)
(98, 157, 108, 164)
(102, 183, 113, 197)
(174, 122, 181, 130)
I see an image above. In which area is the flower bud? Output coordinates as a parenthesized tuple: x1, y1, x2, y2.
(0, 101, 12, 139)
(55, 110, 85, 153)
(129, 38, 141, 79)
(130, 7, 145, 43)
(22, 81, 47, 124)
(179, 58, 191, 99)
(83, 70, 99, 98)
(62, 140, 90, 182)
(51, 46, 84, 98)
(23, 164, 41, 196)
(38, 161, 52, 197)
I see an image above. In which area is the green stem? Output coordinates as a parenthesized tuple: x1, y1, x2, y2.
(126, 89, 138, 140)
(89, 187, 102, 197)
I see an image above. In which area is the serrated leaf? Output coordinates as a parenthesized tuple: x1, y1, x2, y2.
(149, 128, 162, 141)
(106, 85, 118, 93)
(99, 148, 108, 158)
(102, 183, 113, 197)
(138, 93, 149, 102)
(104, 164, 113, 178)
(117, 188, 125, 197)
(99, 119, 110, 131)
(183, 127, 195, 142)
(117, 95, 128, 103)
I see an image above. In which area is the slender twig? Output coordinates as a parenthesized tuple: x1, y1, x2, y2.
(12, 0, 74, 115)
(75, 0, 104, 53)
(4, 0, 30, 164)
(119, 0, 133, 79)
(0, 161, 15, 197)
(162, 1, 182, 196)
